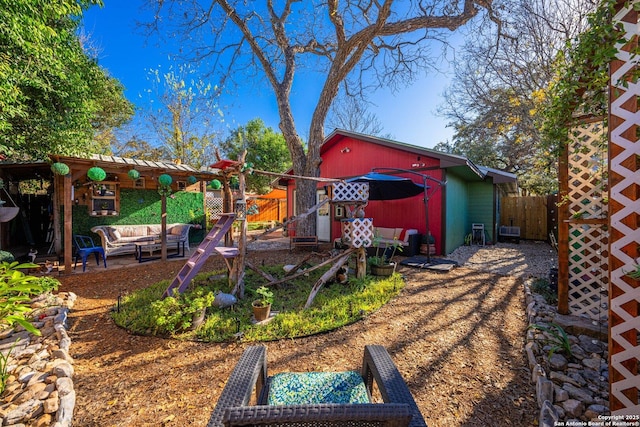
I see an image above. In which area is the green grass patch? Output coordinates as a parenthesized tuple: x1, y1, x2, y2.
(112, 264, 405, 342)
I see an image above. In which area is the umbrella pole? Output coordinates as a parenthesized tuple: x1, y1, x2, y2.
(423, 176, 431, 263)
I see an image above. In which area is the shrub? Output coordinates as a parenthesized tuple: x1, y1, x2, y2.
(0, 262, 59, 335)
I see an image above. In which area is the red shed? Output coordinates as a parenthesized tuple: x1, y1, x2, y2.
(281, 130, 517, 255)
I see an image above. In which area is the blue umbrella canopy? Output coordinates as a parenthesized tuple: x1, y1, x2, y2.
(346, 172, 425, 200)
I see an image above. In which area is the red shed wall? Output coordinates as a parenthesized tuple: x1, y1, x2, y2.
(312, 136, 445, 253)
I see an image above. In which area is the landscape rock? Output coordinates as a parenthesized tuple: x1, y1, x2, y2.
(0, 293, 76, 427)
(523, 279, 609, 426)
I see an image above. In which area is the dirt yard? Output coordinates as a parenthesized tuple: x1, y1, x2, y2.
(58, 246, 542, 427)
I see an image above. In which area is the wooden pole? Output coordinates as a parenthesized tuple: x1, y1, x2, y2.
(63, 174, 73, 274)
(356, 247, 367, 279)
(231, 152, 247, 298)
(161, 194, 167, 261)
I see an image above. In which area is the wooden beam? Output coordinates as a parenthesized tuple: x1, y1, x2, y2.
(63, 174, 72, 274)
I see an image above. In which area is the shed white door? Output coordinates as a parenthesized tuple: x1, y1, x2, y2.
(316, 190, 331, 242)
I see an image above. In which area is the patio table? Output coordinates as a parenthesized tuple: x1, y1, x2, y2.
(134, 240, 185, 263)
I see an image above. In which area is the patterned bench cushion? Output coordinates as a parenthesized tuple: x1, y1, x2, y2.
(267, 371, 370, 405)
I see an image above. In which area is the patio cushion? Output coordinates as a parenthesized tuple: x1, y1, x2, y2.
(267, 371, 370, 406)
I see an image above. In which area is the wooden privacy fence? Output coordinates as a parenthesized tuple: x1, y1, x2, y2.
(500, 196, 553, 241)
(246, 198, 286, 223)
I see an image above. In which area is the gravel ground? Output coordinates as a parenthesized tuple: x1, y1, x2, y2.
(442, 241, 558, 280)
(247, 235, 559, 280)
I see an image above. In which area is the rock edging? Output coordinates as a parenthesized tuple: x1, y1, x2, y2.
(0, 292, 76, 427)
(523, 280, 610, 426)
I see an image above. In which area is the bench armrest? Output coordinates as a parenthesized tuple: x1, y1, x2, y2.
(362, 345, 427, 427)
(207, 346, 267, 427)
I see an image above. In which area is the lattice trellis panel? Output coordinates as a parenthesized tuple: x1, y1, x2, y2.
(568, 122, 608, 219)
(608, 0, 640, 414)
(568, 224, 609, 320)
(205, 191, 223, 221)
(341, 218, 373, 248)
(562, 120, 609, 322)
(332, 182, 369, 202)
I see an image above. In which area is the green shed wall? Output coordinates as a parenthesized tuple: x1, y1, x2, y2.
(444, 174, 468, 254)
(467, 182, 495, 243)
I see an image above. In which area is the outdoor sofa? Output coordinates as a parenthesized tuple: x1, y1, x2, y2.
(336, 226, 418, 250)
(91, 223, 192, 257)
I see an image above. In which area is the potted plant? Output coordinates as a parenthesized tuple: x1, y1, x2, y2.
(368, 236, 403, 276)
(100, 202, 109, 215)
(251, 286, 274, 321)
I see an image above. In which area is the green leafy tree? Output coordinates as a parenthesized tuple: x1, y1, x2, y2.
(142, 64, 223, 169)
(220, 119, 291, 194)
(437, 0, 599, 195)
(111, 135, 166, 161)
(0, 0, 133, 160)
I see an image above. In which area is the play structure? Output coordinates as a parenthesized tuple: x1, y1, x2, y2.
(161, 159, 449, 309)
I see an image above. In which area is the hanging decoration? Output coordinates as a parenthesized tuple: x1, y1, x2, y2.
(234, 199, 247, 220)
(51, 162, 70, 176)
(87, 166, 107, 182)
(158, 174, 172, 186)
(209, 179, 222, 190)
(187, 175, 197, 185)
(127, 169, 140, 180)
(157, 174, 173, 197)
(240, 162, 254, 174)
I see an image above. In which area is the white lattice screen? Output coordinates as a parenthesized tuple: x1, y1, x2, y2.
(341, 219, 373, 248)
(332, 182, 369, 202)
(608, 0, 640, 414)
(206, 191, 223, 221)
(568, 224, 609, 320)
(565, 121, 609, 322)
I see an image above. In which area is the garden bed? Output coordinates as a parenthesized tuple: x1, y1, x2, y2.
(54, 246, 542, 426)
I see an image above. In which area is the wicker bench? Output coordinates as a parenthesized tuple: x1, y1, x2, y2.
(289, 235, 319, 251)
(498, 225, 521, 243)
(208, 345, 427, 427)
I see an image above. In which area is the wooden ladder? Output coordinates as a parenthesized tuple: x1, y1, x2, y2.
(163, 213, 237, 298)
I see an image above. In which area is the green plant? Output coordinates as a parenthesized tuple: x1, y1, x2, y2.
(0, 261, 59, 335)
(368, 236, 403, 267)
(150, 287, 215, 333)
(464, 233, 472, 246)
(624, 264, 640, 280)
(252, 286, 274, 307)
(530, 278, 557, 305)
(528, 322, 572, 359)
(112, 264, 405, 342)
(0, 339, 19, 394)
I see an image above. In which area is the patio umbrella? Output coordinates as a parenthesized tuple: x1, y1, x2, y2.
(346, 172, 425, 200)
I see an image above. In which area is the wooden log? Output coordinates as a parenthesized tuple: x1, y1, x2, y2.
(265, 248, 356, 288)
(356, 247, 367, 279)
(249, 198, 330, 242)
(284, 253, 315, 277)
(304, 252, 352, 309)
(245, 260, 277, 283)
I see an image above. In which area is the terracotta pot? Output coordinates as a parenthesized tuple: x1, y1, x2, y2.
(252, 301, 272, 321)
(370, 263, 396, 277)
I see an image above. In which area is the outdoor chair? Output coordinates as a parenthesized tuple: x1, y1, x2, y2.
(73, 234, 107, 272)
(208, 345, 427, 427)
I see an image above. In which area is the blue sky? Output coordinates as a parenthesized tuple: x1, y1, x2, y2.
(82, 1, 457, 148)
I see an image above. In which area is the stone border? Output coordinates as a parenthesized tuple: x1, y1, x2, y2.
(0, 292, 76, 427)
(523, 279, 610, 426)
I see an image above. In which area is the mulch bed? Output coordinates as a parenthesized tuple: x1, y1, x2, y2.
(58, 249, 536, 426)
